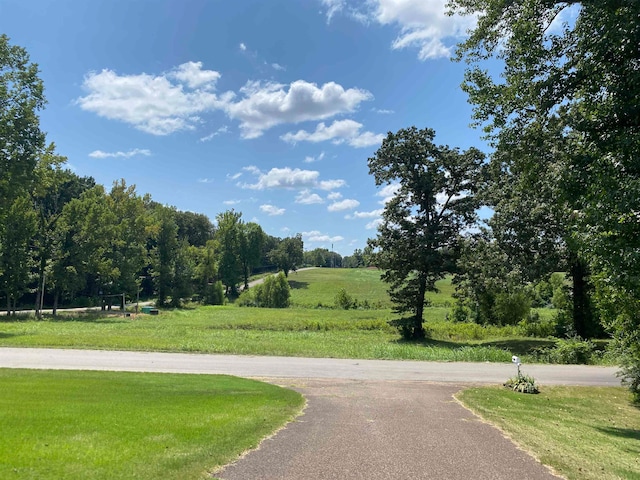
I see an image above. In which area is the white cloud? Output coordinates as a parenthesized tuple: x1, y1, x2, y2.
(324, 0, 475, 60)
(328, 198, 360, 212)
(171, 61, 221, 89)
(200, 125, 229, 142)
(281, 119, 383, 147)
(77, 64, 221, 135)
(346, 209, 384, 219)
(227, 172, 243, 181)
(303, 230, 344, 243)
(260, 204, 286, 216)
(296, 189, 324, 205)
(89, 148, 151, 159)
(198, 178, 213, 183)
(225, 80, 372, 138)
(239, 42, 247, 51)
(373, 108, 394, 114)
(318, 179, 346, 191)
(376, 182, 400, 204)
(327, 191, 342, 200)
(241, 166, 345, 192)
(304, 151, 326, 163)
(366, 218, 383, 230)
(223, 199, 241, 205)
(272, 63, 286, 71)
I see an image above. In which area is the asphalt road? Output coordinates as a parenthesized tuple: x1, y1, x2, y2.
(0, 347, 620, 386)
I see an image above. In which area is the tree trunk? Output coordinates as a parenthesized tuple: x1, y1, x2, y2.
(6, 291, 10, 316)
(53, 291, 58, 317)
(413, 277, 427, 339)
(570, 258, 596, 339)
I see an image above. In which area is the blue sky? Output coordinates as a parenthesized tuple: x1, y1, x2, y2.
(3, 0, 490, 255)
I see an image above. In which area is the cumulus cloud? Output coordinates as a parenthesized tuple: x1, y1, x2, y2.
(281, 119, 383, 148)
(322, 0, 475, 60)
(260, 204, 286, 216)
(376, 182, 400, 204)
(171, 61, 221, 89)
(346, 208, 384, 219)
(328, 198, 360, 212)
(295, 189, 324, 204)
(303, 230, 344, 243)
(240, 166, 345, 192)
(76, 63, 222, 135)
(89, 148, 151, 159)
(327, 191, 342, 200)
(78, 62, 372, 139)
(226, 80, 372, 138)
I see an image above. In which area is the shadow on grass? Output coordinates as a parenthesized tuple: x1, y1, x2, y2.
(288, 281, 309, 290)
(393, 337, 556, 355)
(595, 426, 640, 445)
(483, 339, 556, 356)
(41, 313, 130, 324)
(0, 332, 20, 339)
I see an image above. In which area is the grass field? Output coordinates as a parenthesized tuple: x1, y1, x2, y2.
(0, 268, 611, 363)
(0, 369, 303, 480)
(289, 268, 454, 308)
(458, 386, 640, 479)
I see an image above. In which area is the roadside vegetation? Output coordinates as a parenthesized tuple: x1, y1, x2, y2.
(0, 369, 303, 480)
(458, 386, 640, 480)
(0, 269, 616, 365)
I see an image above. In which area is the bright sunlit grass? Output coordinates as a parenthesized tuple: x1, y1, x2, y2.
(458, 386, 640, 479)
(0, 369, 303, 480)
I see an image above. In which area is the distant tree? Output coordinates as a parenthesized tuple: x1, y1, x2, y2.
(368, 127, 485, 339)
(215, 210, 243, 295)
(152, 206, 178, 307)
(0, 196, 36, 314)
(238, 222, 265, 289)
(269, 234, 304, 277)
(174, 210, 215, 247)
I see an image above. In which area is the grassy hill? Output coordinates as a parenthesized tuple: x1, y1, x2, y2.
(290, 268, 455, 308)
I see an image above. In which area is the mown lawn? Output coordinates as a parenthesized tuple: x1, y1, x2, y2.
(289, 268, 455, 307)
(0, 369, 303, 480)
(458, 386, 640, 479)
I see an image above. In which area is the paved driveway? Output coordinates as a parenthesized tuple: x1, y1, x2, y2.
(2, 348, 618, 479)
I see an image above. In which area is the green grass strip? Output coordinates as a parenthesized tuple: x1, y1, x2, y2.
(458, 386, 640, 479)
(0, 369, 303, 479)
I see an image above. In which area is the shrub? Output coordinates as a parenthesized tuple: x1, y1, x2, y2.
(504, 372, 539, 394)
(242, 272, 291, 308)
(334, 288, 356, 309)
(517, 311, 556, 337)
(551, 336, 595, 364)
(492, 291, 531, 325)
(388, 317, 419, 340)
(447, 302, 470, 323)
(203, 281, 225, 305)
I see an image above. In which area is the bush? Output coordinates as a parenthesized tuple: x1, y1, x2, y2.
(203, 281, 225, 305)
(551, 336, 595, 364)
(504, 372, 539, 394)
(241, 272, 291, 308)
(447, 302, 470, 323)
(334, 288, 356, 309)
(517, 311, 556, 337)
(492, 291, 531, 325)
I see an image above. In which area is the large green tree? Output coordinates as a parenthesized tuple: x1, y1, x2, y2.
(0, 34, 46, 212)
(368, 127, 485, 339)
(450, 0, 640, 397)
(268, 235, 304, 277)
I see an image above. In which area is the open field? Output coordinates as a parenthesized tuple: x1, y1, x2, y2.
(0, 268, 612, 364)
(458, 386, 640, 479)
(0, 369, 303, 480)
(289, 268, 454, 308)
